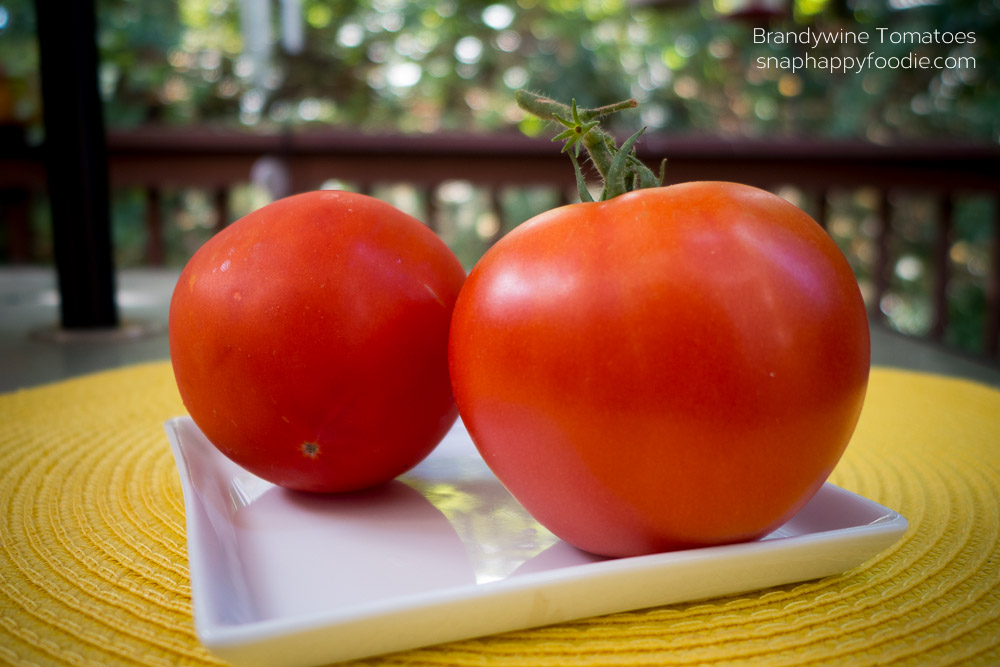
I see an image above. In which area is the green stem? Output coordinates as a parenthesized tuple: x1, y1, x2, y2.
(514, 90, 637, 123)
(582, 130, 615, 183)
(515, 90, 663, 202)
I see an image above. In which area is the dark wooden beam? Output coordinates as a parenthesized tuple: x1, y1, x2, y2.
(34, 0, 118, 329)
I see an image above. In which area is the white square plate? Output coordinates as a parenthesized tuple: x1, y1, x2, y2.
(165, 416, 907, 667)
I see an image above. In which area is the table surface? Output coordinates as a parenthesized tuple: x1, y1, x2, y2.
(2, 266, 999, 666)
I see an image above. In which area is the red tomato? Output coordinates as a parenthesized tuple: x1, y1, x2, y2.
(170, 190, 466, 492)
(449, 181, 870, 557)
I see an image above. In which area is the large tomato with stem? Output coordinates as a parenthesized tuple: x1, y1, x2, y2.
(170, 190, 466, 493)
(448, 93, 870, 557)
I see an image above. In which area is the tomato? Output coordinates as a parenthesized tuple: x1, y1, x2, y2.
(448, 181, 870, 557)
(169, 190, 466, 493)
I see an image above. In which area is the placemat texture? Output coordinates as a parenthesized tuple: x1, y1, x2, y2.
(1, 362, 998, 666)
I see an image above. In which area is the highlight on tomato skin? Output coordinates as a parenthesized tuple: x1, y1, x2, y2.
(449, 180, 871, 558)
(169, 190, 467, 493)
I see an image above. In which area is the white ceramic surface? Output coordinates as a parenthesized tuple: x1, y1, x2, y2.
(165, 416, 908, 667)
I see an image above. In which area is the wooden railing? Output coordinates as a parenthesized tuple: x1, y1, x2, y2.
(2, 127, 999, 359)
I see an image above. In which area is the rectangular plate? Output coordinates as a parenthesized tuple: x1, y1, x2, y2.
(165, 416, 907, 667)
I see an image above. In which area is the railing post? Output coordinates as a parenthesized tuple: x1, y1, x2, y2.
(0, 190, 31, 263)
(873, 190, 893, 322)
(489, 187, 505, 245)
(424, 185, 440, 234)
(145, 186, 165, 266)
(214, 187, 230, 232)
(815, 189, 829, 231)
(931, 194, 953, 342)
(986, 196, 1000, 359)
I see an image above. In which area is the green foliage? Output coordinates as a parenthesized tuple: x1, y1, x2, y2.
(2, 0, 996, 139)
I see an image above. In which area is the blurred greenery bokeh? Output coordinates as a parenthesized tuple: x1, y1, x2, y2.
(0, 0, 997, 353)
(3, 0, 997, 138)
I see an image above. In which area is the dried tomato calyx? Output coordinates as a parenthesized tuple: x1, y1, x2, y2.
(515, 90, 666, 202)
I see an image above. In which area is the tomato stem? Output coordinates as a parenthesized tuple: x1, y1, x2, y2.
(515, 90, 665, 202)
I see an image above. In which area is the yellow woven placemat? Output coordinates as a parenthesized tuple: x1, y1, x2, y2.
(1, 362, 998, 666)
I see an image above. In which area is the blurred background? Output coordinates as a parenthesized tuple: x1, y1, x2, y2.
(0, 0, 998, 374)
